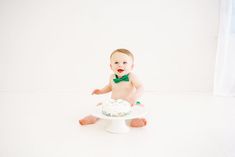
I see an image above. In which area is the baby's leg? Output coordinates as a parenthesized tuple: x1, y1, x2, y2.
(79, 115, 99, 125)
(130, 118, 147, 127)
(130, 101, 147, 127)
(79, 102, 102, 125)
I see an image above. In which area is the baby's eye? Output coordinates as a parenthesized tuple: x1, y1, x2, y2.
(123, 61, 127, 64)
(114, 62, 119, 64)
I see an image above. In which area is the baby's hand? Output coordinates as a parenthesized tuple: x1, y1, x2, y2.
(125, 97, 136, 106)
(92, 89, 102, 95)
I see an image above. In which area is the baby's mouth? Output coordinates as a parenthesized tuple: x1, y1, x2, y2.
(117, 69, 124, 73)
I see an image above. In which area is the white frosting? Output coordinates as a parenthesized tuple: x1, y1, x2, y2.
(102, 99, 131, 117)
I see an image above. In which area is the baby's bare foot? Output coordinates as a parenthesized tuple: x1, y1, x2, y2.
(130, 118, 147, 127)
(79, 115, 98, 125)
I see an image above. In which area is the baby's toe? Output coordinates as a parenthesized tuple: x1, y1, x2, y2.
(79, 115, 98, 125)
(130, 118, 147, 127)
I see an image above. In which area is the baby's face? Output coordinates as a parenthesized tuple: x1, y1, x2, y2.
(110, 52, 133, 77)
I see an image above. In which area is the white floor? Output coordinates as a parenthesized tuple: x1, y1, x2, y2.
(0, 92, 235, 157)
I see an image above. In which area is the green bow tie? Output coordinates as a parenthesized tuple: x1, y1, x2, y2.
(113, 74, 129, 83)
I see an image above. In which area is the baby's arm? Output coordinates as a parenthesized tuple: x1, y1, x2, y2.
(128, 73, 144, 103)
(92, 75, 112, 95)
(92, 84, 111, 95)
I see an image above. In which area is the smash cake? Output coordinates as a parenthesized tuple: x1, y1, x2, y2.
(102, 99, 131, 117)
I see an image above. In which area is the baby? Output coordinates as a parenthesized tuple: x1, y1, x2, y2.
(79, 49, 147, 127)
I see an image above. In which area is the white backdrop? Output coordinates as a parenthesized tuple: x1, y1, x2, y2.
(0, 0, 219, 93)
(2, 2, 235, 157)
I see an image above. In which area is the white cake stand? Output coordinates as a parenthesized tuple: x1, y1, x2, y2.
(92, 105, 147, 134)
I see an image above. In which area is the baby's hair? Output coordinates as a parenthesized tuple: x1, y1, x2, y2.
(110, 48, 134, 61)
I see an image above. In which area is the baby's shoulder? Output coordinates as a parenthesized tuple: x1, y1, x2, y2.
(129, 72, 143, 84)
(109, 74, 115, 80)
(128, 72, 139, 81)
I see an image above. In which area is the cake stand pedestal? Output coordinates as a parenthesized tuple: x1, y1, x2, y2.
(92, 105, 147, 134)
(106, 119, 129, 133)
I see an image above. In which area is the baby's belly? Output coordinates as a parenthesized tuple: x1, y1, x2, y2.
(111, 88, 135, 100)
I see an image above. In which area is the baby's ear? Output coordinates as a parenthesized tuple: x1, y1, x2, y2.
(131, 64, 134, 69)
(110, 64, 112, 69)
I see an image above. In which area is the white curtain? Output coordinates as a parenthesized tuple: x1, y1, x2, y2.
(214, 0, 235, 96)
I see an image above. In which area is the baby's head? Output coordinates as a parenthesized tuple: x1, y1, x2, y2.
(110, 49, 134, 77)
